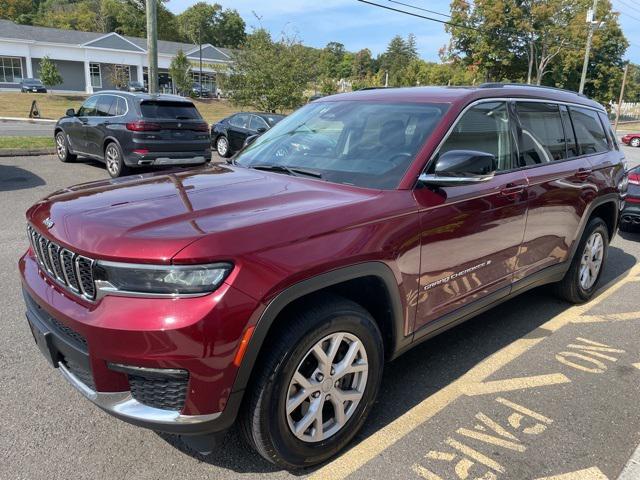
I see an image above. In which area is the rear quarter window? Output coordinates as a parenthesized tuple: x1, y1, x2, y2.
(570, 107, 609, 155)
(140, 101, 202, 120)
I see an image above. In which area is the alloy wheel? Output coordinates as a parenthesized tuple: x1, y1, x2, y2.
(285, 331, 368, 443)
(579, 231, 604, 290)
(217, 136, 228, 156)
(631, 138, 640, 147)
(56, 134, 66, 159)
(105, 145, 120, 176)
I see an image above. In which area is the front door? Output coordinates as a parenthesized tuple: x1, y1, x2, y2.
(413, 101, 528, 333)
(67, 96, 98, 152)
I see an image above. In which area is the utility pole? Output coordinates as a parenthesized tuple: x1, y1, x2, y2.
(146, 0, 158, 94)
(579, 0, 599, 94)
(614, 63, 629, 133)
(199, 25, 203, 98)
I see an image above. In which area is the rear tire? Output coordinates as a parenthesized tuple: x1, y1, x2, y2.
(215, 135, 230, 158)
(240, 293, 384, 469)
(55, 132, 76, 163)
(554, 218, 609, 304)
(104, 142, 129, 178)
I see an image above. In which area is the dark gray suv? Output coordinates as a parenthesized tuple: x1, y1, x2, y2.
(54, 92, 211, 177)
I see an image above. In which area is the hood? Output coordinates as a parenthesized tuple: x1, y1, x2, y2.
(27, 165, 383, 262)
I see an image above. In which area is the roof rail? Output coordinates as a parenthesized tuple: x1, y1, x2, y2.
(478, 82, 587, 98)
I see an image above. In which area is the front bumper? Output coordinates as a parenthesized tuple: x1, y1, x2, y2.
(19, 251, 256, 435)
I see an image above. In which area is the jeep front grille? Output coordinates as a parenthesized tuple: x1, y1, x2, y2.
(28, 225, 96, 301)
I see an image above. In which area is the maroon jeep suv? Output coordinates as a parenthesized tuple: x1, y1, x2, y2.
(19, 84, 626, 469)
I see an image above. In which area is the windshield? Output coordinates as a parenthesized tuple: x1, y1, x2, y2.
(234, 101, 448, 189)
(130, 81, 143, 87)
(23, 79, 42, 85)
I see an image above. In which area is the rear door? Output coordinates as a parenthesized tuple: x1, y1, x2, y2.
(227, 113, 251, 150)
(413, 101, 529, 332)
(138, 100, 209, 153)
(512, 101, 601, 281)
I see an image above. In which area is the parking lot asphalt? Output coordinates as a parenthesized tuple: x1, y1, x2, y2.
(0, 120, 55, 137)
(1, 149, 640, 480)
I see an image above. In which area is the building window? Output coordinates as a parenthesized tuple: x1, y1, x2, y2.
(90, 63, 102, 88)
(0, 56, 23, 83)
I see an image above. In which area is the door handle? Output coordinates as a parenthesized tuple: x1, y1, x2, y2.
(500, 183, 526, 199)
(575, 168, 592, 181)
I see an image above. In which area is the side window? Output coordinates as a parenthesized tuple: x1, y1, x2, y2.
(516, 102, 567, 166)
(439, 101, 515, 172)
(250, 115, 269, 131)
(77, 96, 98, 117)
(598, 111, 619, 151)
(108, 97, 127, 116)
(230, 114, 249, 128)
(96, 95, 114, 117)
(560, 106, 579, 157)
(569, 107, 609, 155)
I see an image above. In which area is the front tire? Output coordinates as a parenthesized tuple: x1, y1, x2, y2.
(55, 132, 76, 163)
(555, 217, 609, 303)
(215, 135, 230, 158)
(104, 142, 129, 178)
(240, 293, 384, 469)
(631, 137, 640, 147)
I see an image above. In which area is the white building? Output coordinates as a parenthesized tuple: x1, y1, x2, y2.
(0, 19, 233, 93)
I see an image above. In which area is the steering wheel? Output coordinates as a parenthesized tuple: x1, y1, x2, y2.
(387, 152, 413, 164)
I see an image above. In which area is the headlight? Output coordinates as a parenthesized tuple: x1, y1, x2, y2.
(94, 261, 232, 297)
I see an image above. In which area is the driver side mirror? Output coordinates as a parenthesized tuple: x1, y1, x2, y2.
(65, 108, 76, 117)
(419, 150, 497, 187)
(256, 127, 267, 134)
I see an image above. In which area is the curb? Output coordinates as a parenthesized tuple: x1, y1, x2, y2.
(0, 117, 56, 123)
(618, 442, 640, 479)
(0, 148, 55, 157)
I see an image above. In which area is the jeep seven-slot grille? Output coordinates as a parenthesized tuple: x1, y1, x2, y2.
(28, 225, 96, 300)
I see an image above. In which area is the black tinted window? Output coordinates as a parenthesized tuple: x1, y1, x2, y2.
(140, 101, 201, 119)
(516, 102, 567, 165)
(77, 96, 98, 116)
(250, 115, 269, 131)
(108, 97, 127, 116)
(230, 114, 250, 128)
(96, 95, 114, 117)
(439, 101, 514, 171)
(570, 107, 608, 155)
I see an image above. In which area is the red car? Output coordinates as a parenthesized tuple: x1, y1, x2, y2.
(20, 84, 625, 469)
(621, 133, 640, 147)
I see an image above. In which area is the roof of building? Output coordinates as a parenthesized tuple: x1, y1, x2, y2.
(0, 20, 234, 61)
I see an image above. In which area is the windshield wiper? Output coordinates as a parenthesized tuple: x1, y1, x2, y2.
(250, 164, 322, 178)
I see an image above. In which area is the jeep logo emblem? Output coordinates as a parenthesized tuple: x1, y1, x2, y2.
(43, 217, 54, 229)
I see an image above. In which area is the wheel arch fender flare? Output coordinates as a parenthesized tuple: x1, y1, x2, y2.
(569, 193, 620, 261)
(230, 261, 406, 394)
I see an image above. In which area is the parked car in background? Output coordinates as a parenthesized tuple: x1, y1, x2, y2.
(54, 91, 211, 178)
(192, 83, 211, 98)
(211, 112, 285, 157)
(127, 81, 147, 93)
(621, 165, 640, 230)
(20, 78, 47, 93)
(621, 132, 640, 147)
(23, 84, 624, 469)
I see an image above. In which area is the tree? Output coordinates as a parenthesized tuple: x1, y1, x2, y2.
(227, 29, 312, 112)
(107, 64, 130, 90)
(169, 50, 192, 95)
(176, 2, 246, 48)
(319, 42, 347, 79)
(352, 48, 373, 79)
(380, 34, 419, 86)
(39, 55, 63, 87)
(213, 9, 246, 48)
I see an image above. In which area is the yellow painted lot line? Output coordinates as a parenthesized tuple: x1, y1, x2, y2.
(633, 363, 640, 370)
(534, 466, 609, 479)
(308, 264, 640, 480)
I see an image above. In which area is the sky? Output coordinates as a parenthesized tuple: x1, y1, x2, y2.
(166, 0, 640, 64)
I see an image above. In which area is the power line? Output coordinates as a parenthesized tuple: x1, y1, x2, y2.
(356, 0, 477, 30)
(386, 0, 452, 18)
(612, 0, 640, 23)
